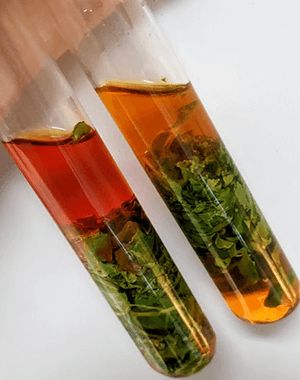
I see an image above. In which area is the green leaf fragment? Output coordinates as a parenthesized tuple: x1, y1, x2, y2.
(85, 232, 113, 263)
(147, 133, 279, 293)
(214, 255, 231, 270)
(253, 219, 272, 247)
(80, 199, 208, 374)
(288, 271, 298, 285)
(223, 174, 234, 186)
(235, 182, 250, 208)
(173, 101, 199, 129)
(215, 235, 234, 250)
(72, 121, 93, 142)
(264, 284, 283, 308)
(237, 248, 260, 285)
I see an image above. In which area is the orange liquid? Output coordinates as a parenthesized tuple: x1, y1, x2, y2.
(97, 82, 218, 160)
(97, 81, 299, 323)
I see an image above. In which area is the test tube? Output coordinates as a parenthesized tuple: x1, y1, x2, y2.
(43, 0, 299, 323)
(0, 10, 215, 377)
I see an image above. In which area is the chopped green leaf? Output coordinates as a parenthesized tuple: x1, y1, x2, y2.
(237, 248, 260, 285)
(72, 121, 93, 142)
(253, 219, 272, 247)
(215, 236, 234, 250)
(173, 101, 198, 129)
(146, 133, 288, 304)
(85, 232, 113, 263)
(81, 198, 208, 375)
(235, 182, 250, 209)
(265, 284, 283, 308)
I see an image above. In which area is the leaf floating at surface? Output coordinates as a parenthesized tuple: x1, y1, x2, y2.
(72, 121, 93, 142)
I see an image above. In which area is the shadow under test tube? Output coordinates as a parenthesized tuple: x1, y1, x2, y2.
(46, 0, 299, 324)
(0, 11, 215, 377)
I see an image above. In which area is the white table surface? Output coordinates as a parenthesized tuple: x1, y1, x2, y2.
(1, 1, 300, 379)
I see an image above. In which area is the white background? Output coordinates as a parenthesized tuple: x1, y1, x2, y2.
(0, 0, 300, 379)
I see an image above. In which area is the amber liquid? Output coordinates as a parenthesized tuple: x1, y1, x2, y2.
(97, 81, 299, 323)
(4, 128, 215, 376)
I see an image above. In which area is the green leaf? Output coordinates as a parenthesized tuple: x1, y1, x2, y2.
(173, 101, 198, 129)
(264, 284, 283, 308)
(215, 235, 234, 250)
(117, 221, 139, 244)
(253, 219, 272, 246)
(214, 255, 231, 270)
(235, 182, 250, 208)
(168, 179, 183, 201)
(193, 202, 206, 214)
(288, 271, 298, 285)
(207, 178, 221, 190)
(85, 232, 113, 263)
(232, 210, 245, 232)
(81, 199, 208, 374)
(223, 174, 234, 186)
(72, 121, 93, 142)
(237, 248, 260, 284)
(148, 133, 285, 307)
(212, 221, 229, 233)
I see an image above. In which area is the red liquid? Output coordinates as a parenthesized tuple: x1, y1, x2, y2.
(4, 129, 133, 227)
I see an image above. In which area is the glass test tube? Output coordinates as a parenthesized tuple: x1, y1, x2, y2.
(48, 0, 299, 324)
(0, 9, 215, 377)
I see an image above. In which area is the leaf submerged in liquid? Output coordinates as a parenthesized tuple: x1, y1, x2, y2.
(146, 132, 288, 307)
(81, 198, 207, 375)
